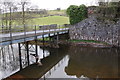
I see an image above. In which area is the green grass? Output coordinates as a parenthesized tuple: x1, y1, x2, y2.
(0, 10, 69, 33)
(0, 9, 68, 26)
(31, 16, 69, 25)
(48, 10, 66, 15)
(0, 16, 69, 33)
(1, 16, 69, 26)
(38, 37, 50, 41)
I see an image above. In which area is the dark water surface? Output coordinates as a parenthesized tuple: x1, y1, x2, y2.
(0, 44, 119, 79)
(44, 45, 119, 79)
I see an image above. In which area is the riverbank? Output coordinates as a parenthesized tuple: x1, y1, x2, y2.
(27, 39, 114, 48)
(68, 40, 113, 48)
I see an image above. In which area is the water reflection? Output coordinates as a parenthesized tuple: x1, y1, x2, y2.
(44, 55, 77, 78)
(4, 45, 68, 79)
(44, 45, 119, 79)
(0, 43, 119, 79)
(0, 44, 50, 79)
(0, 44, 19, 79)
(65, 46, 119, 78)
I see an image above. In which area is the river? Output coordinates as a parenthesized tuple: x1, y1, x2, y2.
(0, 43, 119, 79)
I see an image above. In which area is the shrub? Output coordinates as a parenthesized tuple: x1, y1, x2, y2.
(66, 4, 88, 25)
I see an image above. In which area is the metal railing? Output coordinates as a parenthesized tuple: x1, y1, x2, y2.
(0, 24, 70, 33)
(0, 24, 70, 46)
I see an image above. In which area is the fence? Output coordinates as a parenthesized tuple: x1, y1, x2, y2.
(0, 24, 70, 33)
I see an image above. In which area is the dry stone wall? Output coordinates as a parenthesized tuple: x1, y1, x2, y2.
(69, 17, 120, 47)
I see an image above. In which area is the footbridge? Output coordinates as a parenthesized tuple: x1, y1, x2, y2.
(0, 25, 69, 46)
(0, 24, 70, 79)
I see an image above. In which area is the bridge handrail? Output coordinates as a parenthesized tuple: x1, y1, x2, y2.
(0, 27, 69, 46)
(0, 24, 70, 33)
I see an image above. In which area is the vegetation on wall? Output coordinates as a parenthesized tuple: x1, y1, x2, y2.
(66, 4, 88, 25)
(97, 1, 120, 22)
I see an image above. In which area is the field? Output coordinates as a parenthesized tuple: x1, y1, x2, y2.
(31, 16, 69, 25)
(0, 10, 69, 32)
(0, 16, 69, 32)
(0, 10, 68, 25)
(10, 15, 69, 26)
(48, 10, 66, 16)
(1, 15, 69, 26)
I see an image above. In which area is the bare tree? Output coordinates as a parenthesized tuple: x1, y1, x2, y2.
(0, 2, 3, 31)
(1, 0, 17, 32)
(0, 6, 2, 14)
(18, 0, 30, 34)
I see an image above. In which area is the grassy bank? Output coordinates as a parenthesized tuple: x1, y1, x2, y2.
(38, 37, 50, 41)
(69, 39, 109, 45)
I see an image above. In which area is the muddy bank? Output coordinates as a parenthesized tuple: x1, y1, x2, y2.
(69, 42, 113, 48)
(27, 40, 114, 49)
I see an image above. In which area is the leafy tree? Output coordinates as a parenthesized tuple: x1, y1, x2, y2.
(66, 4, 88, 25)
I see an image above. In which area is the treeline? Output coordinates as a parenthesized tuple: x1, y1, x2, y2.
(66, 1, 120, 25)
(96, 1, 120, 21)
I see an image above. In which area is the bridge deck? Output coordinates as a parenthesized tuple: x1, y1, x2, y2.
(0, 28, 69, 46)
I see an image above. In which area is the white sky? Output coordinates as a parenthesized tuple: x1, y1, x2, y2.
(30, 0, 98, 10)
(1, 0, 120, 10)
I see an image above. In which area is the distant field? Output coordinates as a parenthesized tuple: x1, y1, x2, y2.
(0, 16, 69, 32)
(31, 16, 69, 25)
(48, 10, 66, 15)
(0, 10, 69, 32)
(13, 16, 69, 25)
(0, 15, 69, 26)
(0, 10, 68, 25)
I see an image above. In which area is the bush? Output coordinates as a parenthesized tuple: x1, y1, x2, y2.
(66, 4, 88, 25)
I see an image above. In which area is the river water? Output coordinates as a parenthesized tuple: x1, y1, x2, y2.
(0, 43, 119, 79)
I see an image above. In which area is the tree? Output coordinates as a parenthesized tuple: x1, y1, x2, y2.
(66, 4, 88, 25)
(0, 9, 2, 14)
(18, 0, 30, 32)
(2, 1, 15, 32)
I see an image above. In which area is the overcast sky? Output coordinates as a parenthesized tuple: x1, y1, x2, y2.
(1, 0, 120, 10)
(30, 0, 98, 10)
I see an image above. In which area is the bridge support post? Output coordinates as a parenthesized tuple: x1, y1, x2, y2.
(35, 25, 38, 63)
(18, 43, 22, 70)
(56, 32, 59, 44)
(48, 33, 51, 41)
(26, 41, 30, 66)
(35, 36, 38, 63)
(42, 34, 45, 54)
(53, 32, 59, 44)
(53, 32, 56, 43)
(42, 28, 45, 55)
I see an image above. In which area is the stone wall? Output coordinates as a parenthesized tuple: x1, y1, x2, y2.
(69, 17, 120, 47)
